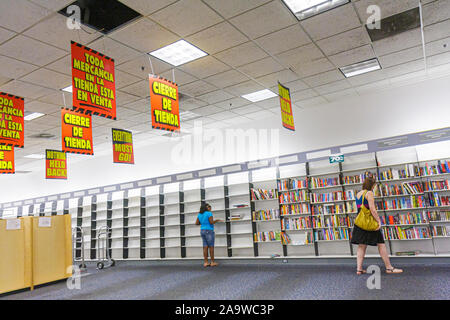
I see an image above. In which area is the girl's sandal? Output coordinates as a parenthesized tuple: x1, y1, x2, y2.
(356, 269, 367, 275)
(203, 262, 210, 267)
(210, 262, 218, 267)
(386, 267, 403, 274)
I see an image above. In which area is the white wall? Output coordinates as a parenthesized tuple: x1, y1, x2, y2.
(2, 73, 450, 203)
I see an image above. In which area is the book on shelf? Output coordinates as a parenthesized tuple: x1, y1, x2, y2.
(428, 193, 450, 207)
(310, 176, 340, 188)
(278, 178, 307, 191)
(312, 215, 349, 228)
(250, 188, 278, 201)
(395, 251, 420, 256)
(280, 203, 310, 216)
(311, 203, 348, 215)
(424, 179, 450, 192)
(311, 191, 345, 203)
(384, 225, 431, 240)
(252, 209, 280, 221)
(378, 164, 417, 181)
(283, 231, 314, 245)
(232, 204, 248, 208)
(381, 195, 426, 210)
(343, 172, 378, 185)
(385, 211, 428, 225)
(281, 216, 312, 230)
(279, 189, 309, 204)
(254, 230, 281, 242)
(230, 213, 242, 221)
(314, 227, 349, 241)
(427, 210, 450, 222)
(419, 160, 450, 176)
(431, 225, 450, 237)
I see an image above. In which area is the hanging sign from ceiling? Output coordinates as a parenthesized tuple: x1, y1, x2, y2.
(112, 128, 134, 164)
(71, 41, 116, 120)
(0, 144, 14, 174)
(278, 82, 295, 131)
(45, 149, 67, 179)
(149, 75, 180, 132)
(61, 108, 93, 155)
(0, 92, 24, 148)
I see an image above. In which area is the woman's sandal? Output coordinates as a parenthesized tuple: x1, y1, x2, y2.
(210, 262, 218, 267)
(356, 269, 367, 275)
(386, 267, 403, 274)
(203, 262, 210, 267)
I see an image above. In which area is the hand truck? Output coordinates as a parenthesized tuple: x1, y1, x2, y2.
(96, 226, 115, 270)
(72, 226, 87, 270)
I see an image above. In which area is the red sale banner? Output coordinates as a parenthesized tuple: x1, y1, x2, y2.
(45, 149, 67, 179)
(0, 144, 14, 174)
(61, 108, 93, 155)
(112, 128, 134, 164)
(71, 41, 116, 119)
(0, 92, 24, 148)
(278, 82, 295, 131)
(149, 75, 180, 132)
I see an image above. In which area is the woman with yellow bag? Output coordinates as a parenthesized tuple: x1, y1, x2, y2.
(351, 174, 403, 275)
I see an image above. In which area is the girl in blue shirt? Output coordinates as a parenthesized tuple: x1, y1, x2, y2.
(196, 203, 222, 267)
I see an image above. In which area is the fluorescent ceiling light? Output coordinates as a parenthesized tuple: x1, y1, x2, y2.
(24, 154, 45, 159)
(62, 85, 72, 93)
(242, 89, 277, 103)
(340, 58, 381, 78)
(179, 111, 200, 121)
(283, 0, 349, 20)
(149, 40, 208, 66)
(24, 112, 45, 121)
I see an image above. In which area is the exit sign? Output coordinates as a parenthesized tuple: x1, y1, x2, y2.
(329, 154, 344, 163)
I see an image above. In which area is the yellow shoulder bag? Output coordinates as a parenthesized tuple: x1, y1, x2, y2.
(354, 190, 379, 231)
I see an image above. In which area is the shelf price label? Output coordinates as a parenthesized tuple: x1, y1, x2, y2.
(278, 82, 295, 131)
(329, 154, 344, 163)
(0, 92, 24, 148)
(61, 108, 93, 155)
(0, 144, 14, 174)
(149, 75, 180, 132)
(45, 149, 67, 179)
(71, 41, 116, 120)
(112, 128, 134, 164)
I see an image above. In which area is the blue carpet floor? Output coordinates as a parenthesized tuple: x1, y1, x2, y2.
(2, 262, 449, 300)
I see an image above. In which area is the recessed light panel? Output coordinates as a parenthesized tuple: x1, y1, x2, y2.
(283, 0, 349, 20)
(340, 58, 381, 78)
(62, 85, 72, 93)
(242, 89, 278, 102)
(149, 40, 208, 67)
(24, 154, 45, 159)
(24, 112, 45, 121)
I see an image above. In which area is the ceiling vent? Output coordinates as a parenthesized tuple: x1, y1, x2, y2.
(366, 7, 420, 42)
(59, 0, 142, 35)
(29, 133, 55, 139)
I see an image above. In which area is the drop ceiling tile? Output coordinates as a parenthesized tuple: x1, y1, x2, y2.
(202, 0, 272, 19)
(115, 105, 141, 120)
(186, 21, 247, 55)
(296, 96, 327, 108)
(20, 68, 71, 91)
(0, 75, 11, 86)
(276, 43, 324, 69)
(283, 79, 309, 92)
(238, 57, 284, 78)
(426, 37, 450, 56)
(346, 69, 386, 86)
(0, 80, 55, 99)
(427, 51, 450, 68)
(24, 14, 99, 51)
(0, 27, 16, 44)
(424, 19, 450, 43)
(354, 0, 419, 22)
(117, 55, 172, 79)
(255, 96, 279, 109)
(124, 98, 149, 113)
(118, 0, 178, 15)
(178, 56, 230, 79)
(115, 70, 142, 89)
(126, 112, 152, 124)
(291, 89, 319, 102)
(0, 0, 50, 33)
(208, 111, 239, 121)
(159, 69, 197, 86)
(191, 105, 223, 116)
(303, 70, 345, 87)
(354, 79, 390, 95)
(45, 54, 71, 75)
(314, 80, 351, 95)
(88, 37, 142, 65)
(255, 69, 299, 88)
(203, 69, 250, 88)
(214, 41, 268, 67)
(29, 0, 73, 11)
(422, 0, 450, 26)
(323, 88, 358, 102)
(110, 17, 179, 53)
(0, 55, 39, 79)
(383, 59, 424, 78)
(30, 114, 60, 127)
(179, 98, 208, 111)
(120, 79, 150, 98)
(244, 110, 273, 120)
(378, 46, 423, 68)
(316, 27, 371, 56)
(197, 90, 235, 104)
(37, 92, 66, 106)
(224, 80, 265, 96)
(372, 28, 422, 56)
(231, 104, 263, 115)
(179, 80, 217, 97)
(291, 58, 336, 78)
(254, 24, 311, 55)
(116, 90, 141, 105)
(214, 97, 250, 110)
(229, 1, 297, 39)
(0, 35, 67, 66)
(300, 3, 361, 41)
(328, 44, 376, 68)
(150, 0, 223, 37)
